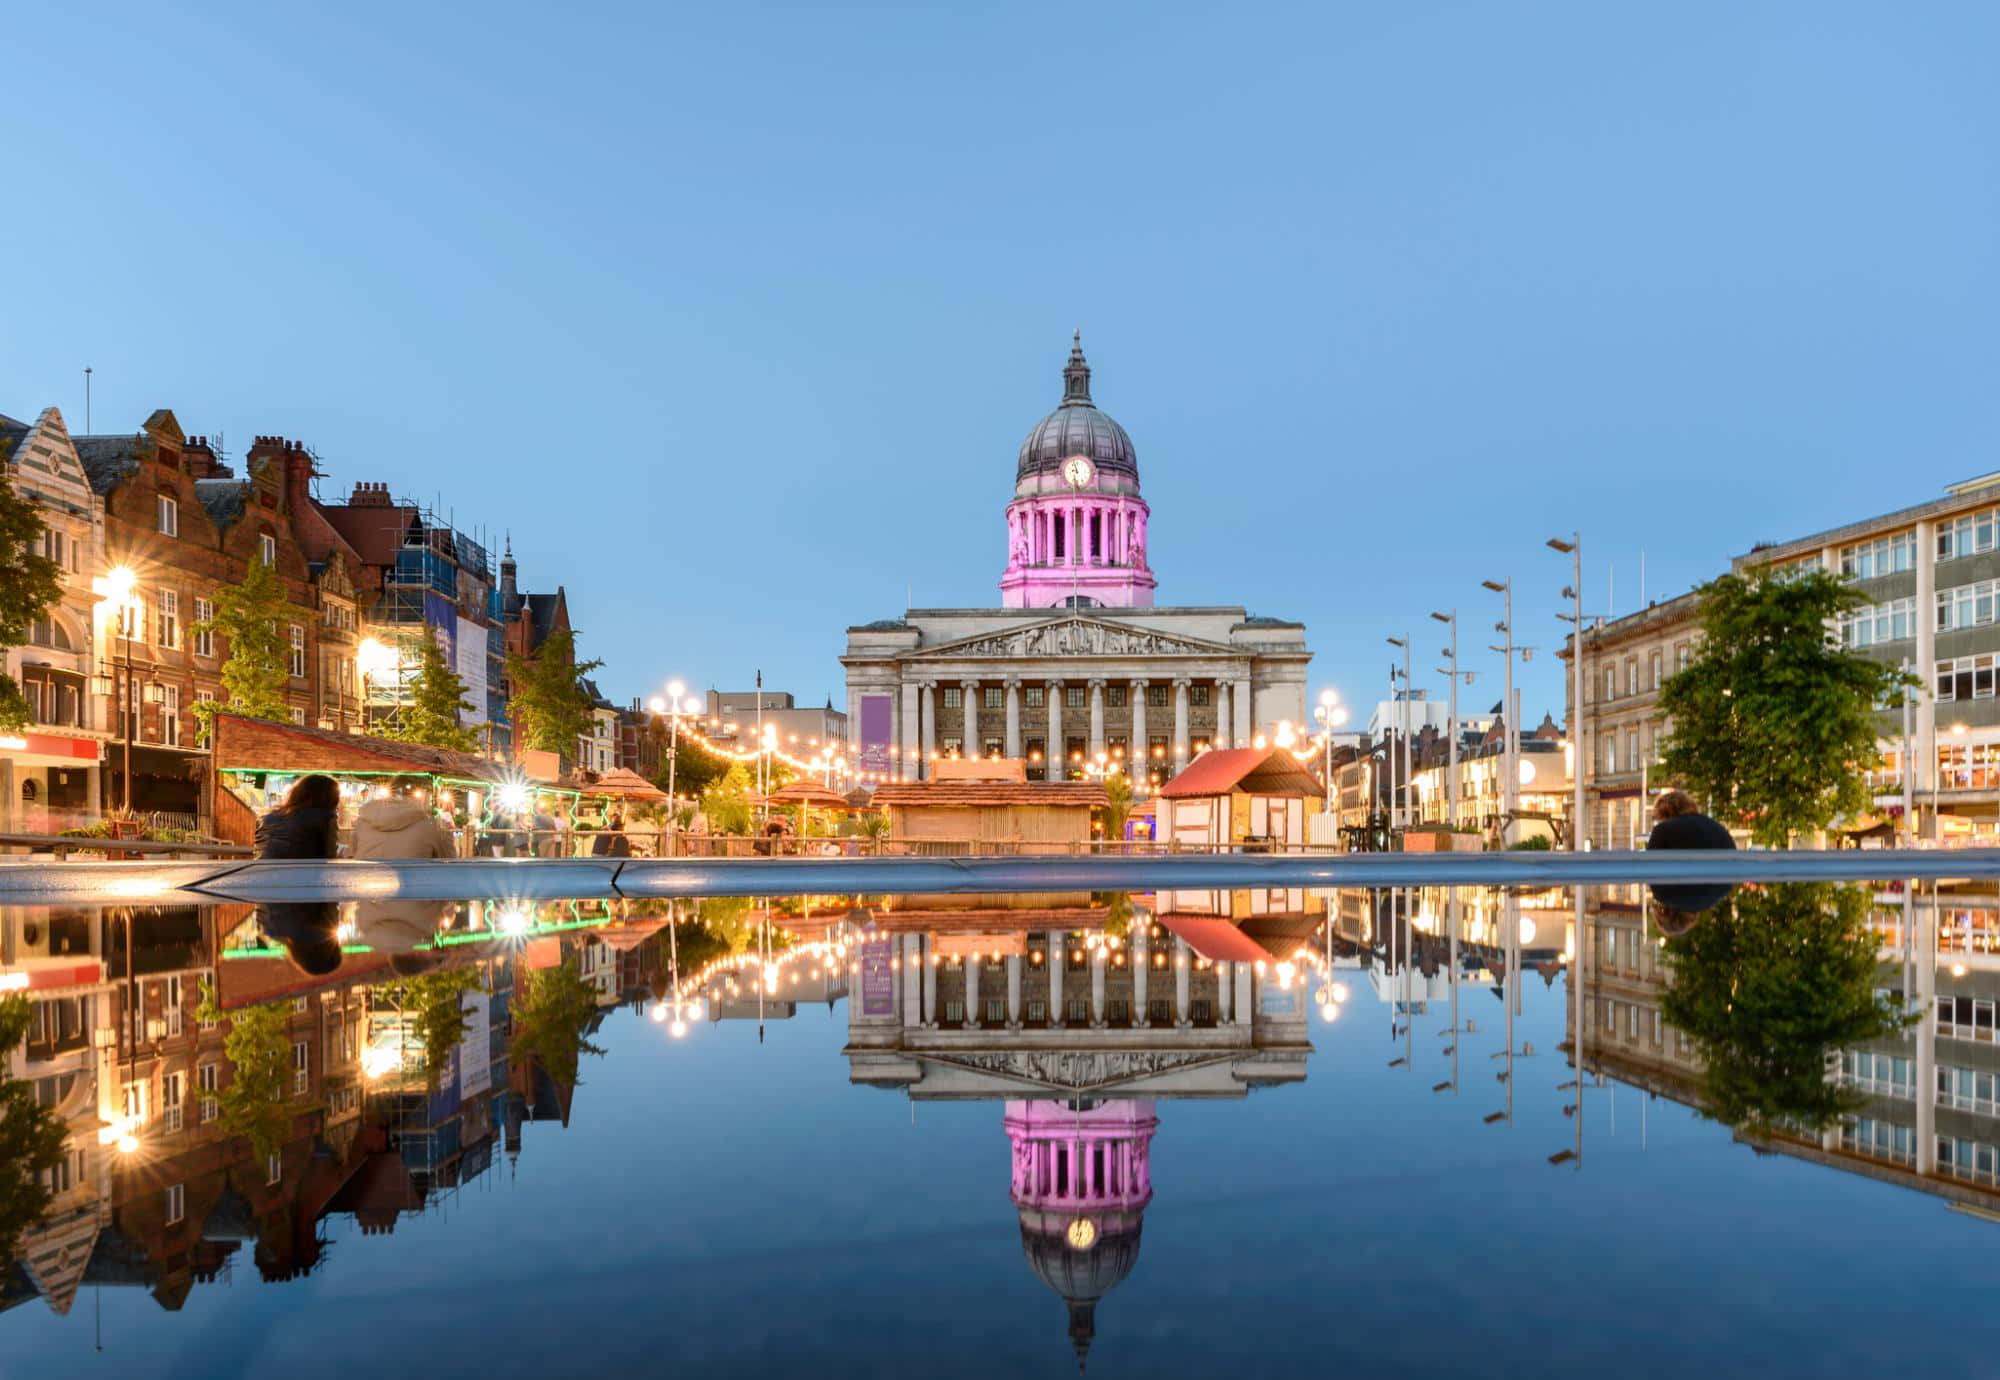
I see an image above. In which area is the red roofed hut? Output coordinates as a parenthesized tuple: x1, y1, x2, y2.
(1156, 747, 1324, 851)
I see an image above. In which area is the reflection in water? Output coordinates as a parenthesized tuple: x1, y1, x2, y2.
(6, 884, 2000, 1367)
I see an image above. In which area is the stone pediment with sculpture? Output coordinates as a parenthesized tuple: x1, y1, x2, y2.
(914, 616, 1236, 662)
(922, 1048, 1238, 1093)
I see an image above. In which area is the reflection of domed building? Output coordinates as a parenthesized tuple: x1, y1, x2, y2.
(1008, 1099, 1156, 1372)
(843, 335, 1310, 785)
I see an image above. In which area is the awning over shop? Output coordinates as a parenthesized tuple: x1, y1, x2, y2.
(1156, 913, 1275, 964)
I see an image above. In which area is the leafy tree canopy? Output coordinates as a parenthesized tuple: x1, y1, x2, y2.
(1657, 569, 1913, 845)
(193, 555, 292, 740)
(393, 632, 477, 752)
(0, 459, 64, 732)
(1658, 882, 1910, 1132)
(509, 957, 605, 1088)
(374, 967, 485, 1087)
(194, 980, 296, 1162)
(0, 995, 70, 1262)
(505, 628, 603, 757)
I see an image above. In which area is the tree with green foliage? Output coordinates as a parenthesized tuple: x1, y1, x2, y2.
(0, 995, 71, 1262)
(193, 555, 292, 742)
(1099, 772, 1133, 843)
(701, 763, 757, 835)
(375, 967, 485, 1086)
(509, 957, 605, 1087)
(0, 455, 64, 733)
(1657, 568, 1913, 846)
(505, 628, 603, 758)
(393, 633, 477, 752)
(194, 979, 295, 1161)
(652, 735, 728, 799)
(1658, 882, 1910, 1132)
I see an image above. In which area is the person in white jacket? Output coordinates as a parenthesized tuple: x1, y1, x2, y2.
(353, 785, 457, 859)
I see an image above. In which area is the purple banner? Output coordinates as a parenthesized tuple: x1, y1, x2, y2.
(859, 693, 893, 775)
(860, 929, 895, 1017)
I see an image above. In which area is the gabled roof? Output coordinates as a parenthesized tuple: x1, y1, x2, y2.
(73, 433, 148, 494)
(194, 477, 247, 530)
(1157, 747, 1323, 799)
(523, 590, 567, 646)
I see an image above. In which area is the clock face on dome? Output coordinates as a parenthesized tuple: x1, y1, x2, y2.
(1061, 455, 1095, 489)
(1066, 1217, 1098, 1251)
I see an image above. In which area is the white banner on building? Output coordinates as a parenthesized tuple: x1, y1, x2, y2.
(455, 614, 487, 726)
(457, 989, 491, 1100)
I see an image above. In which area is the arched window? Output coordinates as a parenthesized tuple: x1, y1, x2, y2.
(28, 618, 73, 651)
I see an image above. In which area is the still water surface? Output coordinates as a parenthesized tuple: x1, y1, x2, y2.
(2, 883, 1993, 1377)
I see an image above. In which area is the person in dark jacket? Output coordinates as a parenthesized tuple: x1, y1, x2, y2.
(256, 774, 341, 859)
(1646, 789, 1735, 917)
(259, 901, 344, 975)
(590, 809, 632, 858)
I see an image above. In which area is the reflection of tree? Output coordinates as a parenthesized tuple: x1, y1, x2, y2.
(509, 958, 605, 1087)
(373, 969, 484, 1087)
(195, 979, 295, 1161)
(0, 995, 69, 1261)
(1659, 883, 1908, 1131)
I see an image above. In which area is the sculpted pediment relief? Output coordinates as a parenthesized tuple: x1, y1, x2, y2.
(922, 1048, 1236, 1092)
(914, 616, 1235, 661)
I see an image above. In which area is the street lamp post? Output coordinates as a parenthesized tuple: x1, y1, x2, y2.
(1313, 689, 1346, 818)
(1549, 535, 1585, 851)
(1482, 579, 1518, 844)
(1431, 610, 1459, 832)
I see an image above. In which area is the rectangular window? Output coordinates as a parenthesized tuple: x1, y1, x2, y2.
(289, 707, 305, 725)
(1603, 667, 1617, 701)
(1649, 651, 1662, 689)
(259, 533, 277, 566)
(1108, 998, 1130, 1024)
(267, 1151, 283, 1185)
(1191, 998, 1213, 1023)
(943, 999, 964, 1025)
(1190, 684, 1211, 707)
(1625, 658, 1637, 695)
(1065, 736, 1085, 767)
(983, 737, 1003, 757)
(1026, 736, 1045, 763)
(162, 1071, 184, 1134)
(1840, 532, 1917, 579)
(1938, 510, 1998, 562)
(1846, 596, 1916, 647)
(941, 735, 963, 756)
(1147, 683, 1169, 708)
(160, 684, 181, 747)
(157, 589, 179, 649)
(941, 686, 961, 710)
(984, 999, 1006, 1024)
(1148, 735, 1168, 762)
(1107, 685, 1127, 708)
(984, 686, 1003, 710)
(289, 624, 305, 678)
(1065, 686, 1085, 709)
(1024, 686, 1044, 709)
(192, 598, 215, 658)
(1604, 737, 1618, 774)
(1676, 642, 1691, 672)
(164, 1183, 185, 1226)
(157, 495, 178, 537)
(1066, 998, 1089, 1023)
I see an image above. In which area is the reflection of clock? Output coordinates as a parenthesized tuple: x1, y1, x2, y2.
(1066, 1217, 1098, 1251)
(1061, 455, 1095, 489)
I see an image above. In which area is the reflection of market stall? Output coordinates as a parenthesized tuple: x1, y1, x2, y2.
(207, 713, 566, 854)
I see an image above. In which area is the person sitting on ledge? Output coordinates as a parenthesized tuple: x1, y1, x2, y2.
(1646, 788, 1735, 918)
(256, 774, 340, 860)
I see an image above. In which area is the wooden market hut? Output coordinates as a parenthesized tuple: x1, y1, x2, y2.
(1156, 747, 1325, 851)
(869, 758, 1107, 857)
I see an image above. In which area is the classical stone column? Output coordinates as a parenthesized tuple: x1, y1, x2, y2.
(1175, 937, 1191, 1026)
(1088, 679, 1106, 759)
(1215, 681, 1231, 750)
(1132, 924, 1149, 1027)
(961, 680, 979, 759)
(964, 952, 981, 1028)
(1235, 674, 1254, 747)
(1004, 678, 1022, 759)
(901, 934, 922, 1025)
(1046, 680, 1063, 781)
(1048, 935, 1065, 1027)
(1234, 963, 1254, 1027)
(922, 941, 938, 1029)
(1130, 679, 1148, 773)
(1173, 678, 1191, 766)
(920, 681, 937, 778)
(1006, 954, 1022, 1029)
(1090, 948, 1107, 1028)
(1216, 960, 1232, 1023)
(899, 680, 921, 782)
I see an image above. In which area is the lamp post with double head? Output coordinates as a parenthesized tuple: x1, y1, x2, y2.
(1313, 689, 1347, 818)
(1431, 610, 1460, 831)
(1548, 536, 1585, 851)
(1386, 636, 1412, 828)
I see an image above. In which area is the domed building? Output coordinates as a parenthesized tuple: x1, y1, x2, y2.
(1007, 1099, 1157, 1372)
(1001, 334, 1156, 610)
(843, 335, 1312, 785)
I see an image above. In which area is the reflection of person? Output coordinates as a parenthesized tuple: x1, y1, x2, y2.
(257, 774, 340, 859)
(355, 783, 457, 859)
(352, 897, 458, 954)
(260, 901, 343, 975)
(1647, 789, 1735, 916)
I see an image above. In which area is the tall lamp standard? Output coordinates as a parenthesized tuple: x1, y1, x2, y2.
(1481, 579, 1519, 842)
(1386, 636, 1412, 829)
(1313, 689, 1347, 817)
(91, 566, 138, 811)
(1548, 536, 1585, 851)
(1431, 611, 1460, 832)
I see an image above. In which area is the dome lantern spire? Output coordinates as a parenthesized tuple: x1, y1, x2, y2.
(1061, 330, 1092, 407)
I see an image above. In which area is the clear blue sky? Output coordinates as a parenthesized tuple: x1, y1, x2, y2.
(6, 2, 1997, 722)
